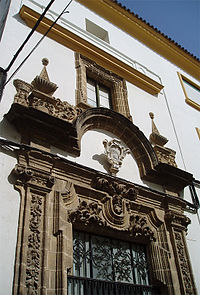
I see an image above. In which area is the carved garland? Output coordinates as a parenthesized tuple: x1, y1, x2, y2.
(26, 194, 43, 294)
(69, 200, 105, 227)
(174, 231, 194, 295)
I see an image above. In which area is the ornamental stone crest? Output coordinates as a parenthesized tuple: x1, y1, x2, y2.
(103, 138, 130, 175)
(95, 177, 138, 228)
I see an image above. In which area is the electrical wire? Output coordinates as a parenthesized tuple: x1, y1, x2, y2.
(5, 0, 56, 72)
(4, 0, 73, 86)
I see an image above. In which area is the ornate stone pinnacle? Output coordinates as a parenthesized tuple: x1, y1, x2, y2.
(39, 57, 50, 81)
(31, 58, 58, 95)
(149, 112, 168, 147)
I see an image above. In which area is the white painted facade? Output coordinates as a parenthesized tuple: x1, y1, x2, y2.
(0, 0, 199, 293)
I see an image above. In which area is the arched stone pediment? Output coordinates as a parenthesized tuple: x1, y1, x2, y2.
(74, 107, 158, 179)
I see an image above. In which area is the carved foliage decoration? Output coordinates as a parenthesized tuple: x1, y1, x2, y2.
(174, 231, 194, 295)
(70, 177, 155, 242)
(96, 177, 138, 200)
(69, 200, 105, 227)
(103, 139, 130, 175)
(129, 215, 156, 242)
(26, 194, 43, 294)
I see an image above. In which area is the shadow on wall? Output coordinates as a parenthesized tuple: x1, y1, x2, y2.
(92, 153, 110, 174)
(0, 117, 21, 142)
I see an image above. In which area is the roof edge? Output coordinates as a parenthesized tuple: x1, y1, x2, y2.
(76, 0, 200, 81)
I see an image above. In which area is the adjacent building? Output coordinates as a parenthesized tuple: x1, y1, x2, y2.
(0, 0, 200, 294)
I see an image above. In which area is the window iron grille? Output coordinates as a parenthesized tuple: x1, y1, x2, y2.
(68, 231, 159, 295)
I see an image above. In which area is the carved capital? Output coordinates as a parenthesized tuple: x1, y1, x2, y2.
(13, 79, 33, 106)
(13, 164, 55, 189)
(165, 211, 191, 230)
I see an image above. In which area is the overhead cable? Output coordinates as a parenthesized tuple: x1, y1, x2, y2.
(5, 0, 73, 86)
(5, 0, 56, 72)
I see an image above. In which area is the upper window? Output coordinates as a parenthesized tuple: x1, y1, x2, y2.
(178, 73, 200, 111)
(75, 53, 132, 120)
(67, 231, 159, 295)
(87, 77, 112, 108)
(86, 19, 110, 43)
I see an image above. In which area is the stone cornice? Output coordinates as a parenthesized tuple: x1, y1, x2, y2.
(19, 5, 164, 95)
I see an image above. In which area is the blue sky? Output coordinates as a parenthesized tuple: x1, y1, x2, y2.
(118, 0, 200, 59)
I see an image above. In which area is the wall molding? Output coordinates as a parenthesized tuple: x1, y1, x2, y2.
(19, 5, 164, 95)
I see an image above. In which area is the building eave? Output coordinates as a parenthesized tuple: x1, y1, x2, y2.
(76, 0, 200, 81)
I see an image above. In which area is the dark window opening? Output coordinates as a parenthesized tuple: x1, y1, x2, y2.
(67, 231, 160, 295)
(87, 77, 112, 109)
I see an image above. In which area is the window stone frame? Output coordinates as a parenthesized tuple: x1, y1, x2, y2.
(75, 53, 132, 120)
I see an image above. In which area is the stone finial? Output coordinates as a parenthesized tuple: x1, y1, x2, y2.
(149, 112, 177, 167)
(39, 58, 50, 81)
(103, 138, 130, 175)
(31, 58, 58, 95)
(149, 112, 168, 147)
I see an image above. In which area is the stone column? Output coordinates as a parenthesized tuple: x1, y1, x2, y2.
(165, 211, 197, 295)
